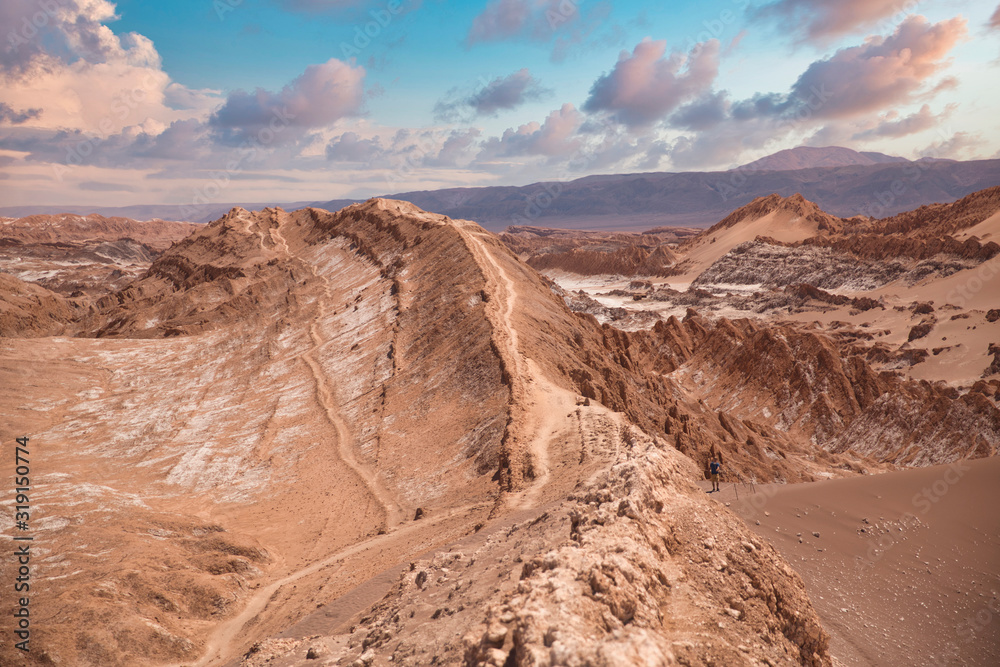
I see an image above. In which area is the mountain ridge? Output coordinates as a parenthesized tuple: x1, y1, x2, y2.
(3, 154, 998, 231)
(736, 145, 910, 171)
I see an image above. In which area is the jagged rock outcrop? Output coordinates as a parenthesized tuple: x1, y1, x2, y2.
(270, 428, 830, 667)
(0, 272, 80, 336)
(526, 244, 678, 276)
(610, 312, 1000, 466)
(872, 185, 1000, 238)
(0, 213, 198, 297)
(693, 240, 911, 290)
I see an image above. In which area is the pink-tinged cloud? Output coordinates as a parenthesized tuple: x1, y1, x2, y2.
(990, 5, 1000, 30)
(479, 103, 582, 158)
(919, 131, 981, 160)
(424, 128, 481, 167)
(852, 104, 952, 140)
(787, 16, 967, 120)
(466, 0, 578, 45)
(210, 59, 366, 143)
(583, 39, 719, 128)
(753, 0, 922, 42)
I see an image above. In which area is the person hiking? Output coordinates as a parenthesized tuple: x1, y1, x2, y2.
(709, 458, 722, 492)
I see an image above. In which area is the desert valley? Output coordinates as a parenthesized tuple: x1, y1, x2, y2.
(1, 165, 998, 666)
(3, 1, 1000, 664)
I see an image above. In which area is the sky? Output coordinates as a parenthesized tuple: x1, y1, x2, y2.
(0, 0, 998, 209)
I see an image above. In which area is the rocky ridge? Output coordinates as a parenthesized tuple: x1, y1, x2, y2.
(1, 200, 841, 667)
(262, 427, 830, 667)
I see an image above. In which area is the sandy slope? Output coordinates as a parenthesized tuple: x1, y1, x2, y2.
(672, 208, 827, 283)
(953, 210, 1000, 243)
(715, 457, 1000, 666)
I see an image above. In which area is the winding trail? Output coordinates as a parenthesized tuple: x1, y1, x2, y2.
(187, 503, 476, 667)
(455, 221, 576, 508)
(302, 263, 403, 530)
(185, 229, 408, 667)
(189, 218, 580, 666)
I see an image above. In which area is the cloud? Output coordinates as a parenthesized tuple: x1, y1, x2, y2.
(209, 59, 366, 144)
(478, 103, 583, 159)
(326, 131, 385, 162)
(434, 69, 549, 121)
(0, 102, 41, 124)
(466, 0, 580, 45)
(990, 5, 1000, 30)
(424, 129, 481, 167)
(467, 0, 534, 43)
(918, 131, 981, 160)
(667, 116, 779, 170)
(851, 104, 951, 140)
(0, 0, 220, 137)
(669, 91, 730, 131)
(0, 118, 211, 168)
(752, 0, 920, 42)
(784, 16, 966, 120)
(719, 16, 965, 127)
(79, 180, 137, 192)
(655, 15, 969, 171)
(467, 69, 549, 115)
(2, 0, 115, 73)
(326, 127, 481, 170)
(583, 38, 719, 128)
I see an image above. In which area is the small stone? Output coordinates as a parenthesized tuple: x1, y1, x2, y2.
(485, 623, 508, 647)
(812, 532, 820, 538)
(485, 648, 508, 666)
(353, 649, 375, 667)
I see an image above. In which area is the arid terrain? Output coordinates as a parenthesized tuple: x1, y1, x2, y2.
(1, 190, 997, 667)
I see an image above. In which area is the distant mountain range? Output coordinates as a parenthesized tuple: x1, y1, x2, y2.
(3, 147, 997, 231)
(737, 145, 918, 170)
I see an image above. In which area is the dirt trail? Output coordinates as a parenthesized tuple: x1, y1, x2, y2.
(303, 265, 403, 529)
(184, 236, 408, 667)
(455, 222, 578, 508)
(269, 224, 291, 256)
(185, 503, 478, 667)
(191, 219, 598, 667)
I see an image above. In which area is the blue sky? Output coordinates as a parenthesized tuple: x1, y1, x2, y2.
(0, 0, 998, 208)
